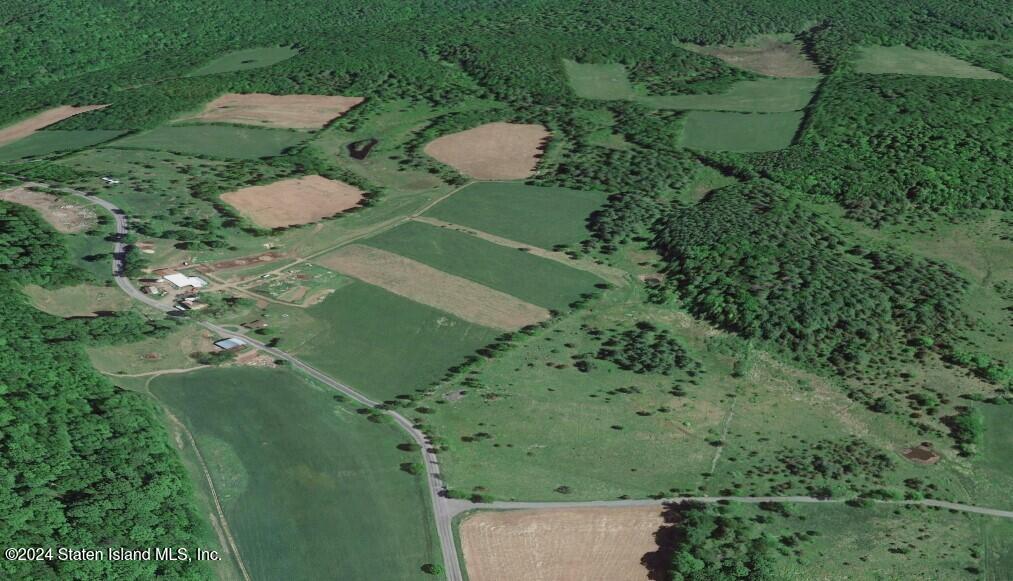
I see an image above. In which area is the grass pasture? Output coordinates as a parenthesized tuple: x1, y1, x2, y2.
(24, 283, 132, 316)
(293, 281, 500, 400)
(0, 130, 124, 162)
(854, 45, 1006, 79)
(187, 46, 299, 77)
(425, 182, 607, 249)
(644, 77, 819, 112)
(362, 220, 602, 310)
(562, 60, 638, 100)
(110, 125, 307, 159)
(150, 367, 439, 580)
(679, 110, 802, 152)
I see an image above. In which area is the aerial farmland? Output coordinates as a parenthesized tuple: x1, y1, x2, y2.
(0, 3, 1011, 581)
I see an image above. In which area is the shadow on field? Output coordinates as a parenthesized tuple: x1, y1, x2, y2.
(641, 501, 702, 581)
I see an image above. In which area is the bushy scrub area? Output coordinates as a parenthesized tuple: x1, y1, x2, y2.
(0, 201, 209, 580)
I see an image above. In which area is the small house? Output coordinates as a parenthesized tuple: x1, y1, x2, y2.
(163, 273, 209, 289)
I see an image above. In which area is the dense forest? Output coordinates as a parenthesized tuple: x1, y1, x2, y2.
(0, 202, 209, 579)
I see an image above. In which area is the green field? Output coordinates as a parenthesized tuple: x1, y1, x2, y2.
(150, 367, 439, 580)
(854, 45, 1006, 79)
(293, 281, 500, 400)
(24, 283, 132, 316)
(421, 287, 948, 501)
(187, 46, 299, 76)
(679, 110, 802, 152)
(425, 182, 607, 249)
(644, 77, 819, 112)
(562, 60, 638, 100)
(0, 130, 124, 162)
(362, 220, 602, 310)
(110, 125, 308, 159)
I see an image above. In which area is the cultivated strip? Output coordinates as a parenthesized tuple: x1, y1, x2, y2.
(424, 122, 550, 180)
(316, 244, 550, 330)
(0, 105, 107, 147)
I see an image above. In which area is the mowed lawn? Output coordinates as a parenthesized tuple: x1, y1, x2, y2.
(294, 281, 500, 400)
(854, 45, 1005, 79)
(679, 110, 802, 152)
(187, 46, 299, 76)
(362, 221, 602, 310)
(110, 125, 307, 159)
(425, 182, 607, 249)
(0, 130, 124, 162)
(644, 77, 819, 112)
(150, 367, 439, 581)
(562, 60, 638, 100)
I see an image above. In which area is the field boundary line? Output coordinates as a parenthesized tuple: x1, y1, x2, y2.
(162, 408, 252, 581)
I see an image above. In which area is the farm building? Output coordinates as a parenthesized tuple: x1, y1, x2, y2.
(163, 273, 208, 289)
(214, 337, 247, 351)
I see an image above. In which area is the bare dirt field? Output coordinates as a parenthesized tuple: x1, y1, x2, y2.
(688, 36, 820, 78)
(424, 122, 550, 180)
(181, 93, 363, 129)
(194, 251, 288, 273)
(316, 245, 550, 330)
(0, 186, 96, 232)
(460, 507, 665, 581)
(220, 175, 364, 228)
(0, 105, 107, 147)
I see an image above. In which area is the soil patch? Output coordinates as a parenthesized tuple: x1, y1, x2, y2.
(183, 93, 363, 129)
(316, 245, 549, 330)
(220, 175, 364, 228)
(902, 444, 941, 465)
(688, 36, 820, 78)
(460, 506, 665, 581)
(0, 105, 107, 147)
(194, 251, 287, 273)
(347, 138, 378, 160)
(424, 122, 550, 180)
(0, 186, 96, 233)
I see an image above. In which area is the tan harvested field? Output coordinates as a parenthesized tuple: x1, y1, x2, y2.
(689, 36, 820, 78)
(182, 93, 363, 129)
(460, 507, 665, 581)
(0, 105, 106, 147)
(0, 186, 96, 233)
(220, 175, 364, 228)
(316, 245, 550, 330)
(424, 122, 550, 180)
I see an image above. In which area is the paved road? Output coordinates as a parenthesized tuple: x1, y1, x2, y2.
(18, 176, 1011, 581)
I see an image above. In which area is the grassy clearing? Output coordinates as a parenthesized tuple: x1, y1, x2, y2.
(187, 46, 299, 77)
(150, 366, 439, 580)
(679, 110, 802, 152)
(679, 164, 740, 204)
(110, 125, 307, 159)
(686, 34, 820, 78)
(87, 323, 216, 375)
(291, 281, 500, 400)
(425, 182, 607, 250)
(854, 45, 1005, 79)
(420, 284, 945, 502)
(644, 77, 819, 112)
(0, 130, 123, 162)
(24, 283, 132, 316)
(562, 60, 638, 100)
(753, 503, 1009, 579)
(362, 220, 602, 310)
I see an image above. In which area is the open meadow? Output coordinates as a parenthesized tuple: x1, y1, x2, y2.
(110, 125, 308, 159)
(854, 45, 1006, 79)
(187, 46, 299, 77)
(562, 60, 638, 100)
(150, 366, 440, 580)
(643, 77, 819, 112)
(678, 110, 802, 152)
(0, 129, 124, 162)
(425, 182, 607, 250)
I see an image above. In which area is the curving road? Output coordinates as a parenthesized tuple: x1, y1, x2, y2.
(14, 174, 1011, 581)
